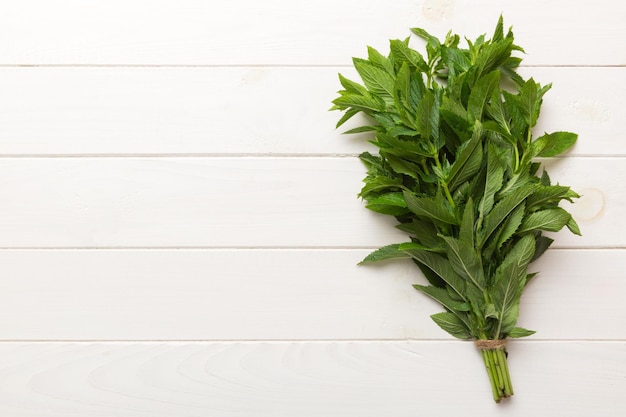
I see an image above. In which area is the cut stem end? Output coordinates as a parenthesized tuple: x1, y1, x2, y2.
(477, 342, 514, 402)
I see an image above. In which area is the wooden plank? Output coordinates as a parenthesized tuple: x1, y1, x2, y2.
(0, 0, 623, 66)
(0, 249, 622, 340)
(0, 157, 620, 248)
(0, 341, 623, 416)
(0, 67, 621, 156)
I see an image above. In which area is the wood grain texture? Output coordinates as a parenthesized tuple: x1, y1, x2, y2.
(0, 341, 623, 417)
(0, 0, 622, 414)
(0, 249, 623, 341)
(0, 67, 621, 156)
(0, 157, 620, 248)
(0, 0, 623, 65)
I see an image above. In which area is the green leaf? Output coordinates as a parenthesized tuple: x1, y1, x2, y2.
(342, 125, 377, 134)
(526, 185, 574, 210)
(567, 216, 582, 236)
(474, 38, 514, 77)
(353, 58, 396, 98)
(517, 207, 572, 234)
(467, 71, 501, 121)
(400, 246, 467, 298)
(335, 108, 359, 129)
(338, 73, 369, 96)
(359, 243, 410, 264)
(413, 285, 471, 327)
(503, 233, 536, 271)
(479, 185, 537, 247)
(447, 123, 484, 191)
(389, 38, 427, 71)
(508, 327, 536, 338)
(491, 264, 522, 338)
(518, 79, 551, 128)
(333, 93, 385, 113)
(486, 88, 510, 134)
(441, 236, 486, 289)
(358, 175, 403, 198)
(535, 131, 578, 157)
(459, 198, 476, 248)
(495, 202, 525, 249)
(478, 143, 505, 221)
(364, 192, 408, 216)
(383, 154, 422, 180)
(440, 96, 471, 138)
(396, 220, 441, 248)
(483, 303, 498, 319)
(415, 90, 440, 142)
(430, 312, 471, 339)
(404, 191, 459, 225)
(531, 235, 554, 262)
(393, 62, 413, 117)
(492, 15, 505, 42)
(367, 46, 395, 75)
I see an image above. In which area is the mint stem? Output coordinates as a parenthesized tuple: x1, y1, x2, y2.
(481, 347, 513, 402)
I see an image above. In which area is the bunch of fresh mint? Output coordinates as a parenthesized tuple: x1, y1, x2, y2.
(331, 16, 580, 402)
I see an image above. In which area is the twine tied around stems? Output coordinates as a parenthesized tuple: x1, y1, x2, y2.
(474, 339, 507, 350)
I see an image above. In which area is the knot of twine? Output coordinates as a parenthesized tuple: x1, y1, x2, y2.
(474, 339, 507, 350)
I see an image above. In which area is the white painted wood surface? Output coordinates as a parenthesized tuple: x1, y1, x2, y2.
(0, 67, 622, 156)
(0, 342, 624, 417)
(1, 0, 624, 415)
(0, 249, 623, 340)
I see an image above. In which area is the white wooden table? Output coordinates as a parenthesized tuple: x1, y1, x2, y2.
(0, 1, 624, 415)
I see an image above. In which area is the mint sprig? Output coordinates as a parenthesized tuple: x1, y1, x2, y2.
(332, 16, 580, 402)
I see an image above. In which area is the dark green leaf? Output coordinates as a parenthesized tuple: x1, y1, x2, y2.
(415, 90, 440, 142)
(526, 185, 574, 210)
(495, 202, 525, 249)
(531, 236, 554, 262)
(413, 285, 471, 327)
(396, 220, 441, 248)
(400, 246, 467, 298)
(517, 207, 572, 234)
(467, 71, 500, 121)
(383, 154, 422, 180)
(404, 191, 459, 225)
(478, 144, 505, 221)
(479, 185, 537, 247)
(441, 236, 486, 289)
(447, 123, 484, 191)
(459, 198, 476, 248)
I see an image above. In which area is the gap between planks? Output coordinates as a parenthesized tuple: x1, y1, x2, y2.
(0, 64, 624, 68)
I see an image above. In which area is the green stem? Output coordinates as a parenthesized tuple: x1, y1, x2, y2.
(481, 350, 501, 402)
(498, 349, 514, 396)
(480, 346, 514, 402)
(491, 349, 506, 394)
(433, 155, 456, 208)
(442, 183, 455, 208)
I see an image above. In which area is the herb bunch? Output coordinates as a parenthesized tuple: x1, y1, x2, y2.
(331, 17, 580, 402)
